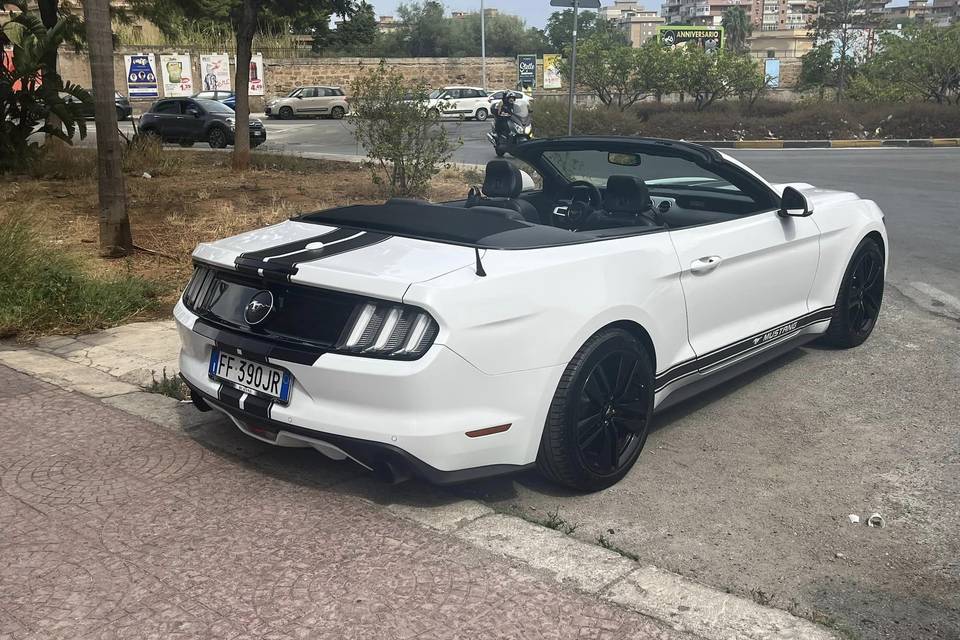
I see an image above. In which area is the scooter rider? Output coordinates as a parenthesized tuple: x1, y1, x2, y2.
(493, 93, 518, 136)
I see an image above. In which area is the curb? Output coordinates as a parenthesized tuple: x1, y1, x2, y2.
(692, 138, 959, 149)
(0, 340, 839, 640)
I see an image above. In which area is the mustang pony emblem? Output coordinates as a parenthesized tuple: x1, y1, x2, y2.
(244, 290, 274, 325)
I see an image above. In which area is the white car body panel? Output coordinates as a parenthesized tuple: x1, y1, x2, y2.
(176, 139, 888, 484)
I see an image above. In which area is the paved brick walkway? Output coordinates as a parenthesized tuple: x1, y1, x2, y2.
(0, 365, 686, 640)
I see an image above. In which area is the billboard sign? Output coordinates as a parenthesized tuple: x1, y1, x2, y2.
(517, 54, 537, 86)
(764, 58, 781, 88)
(657, 26, 724, 52)
(199, 54, 231, 91)
(124, 54, 159, 98)
(159, 53, 193, 97)
(543, 53, 562, 89)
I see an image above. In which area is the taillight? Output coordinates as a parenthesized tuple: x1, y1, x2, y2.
(336, 301, 438, 359)
(181, 265, 214, 310)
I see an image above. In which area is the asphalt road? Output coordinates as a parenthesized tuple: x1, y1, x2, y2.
(96, 118, 960, 316)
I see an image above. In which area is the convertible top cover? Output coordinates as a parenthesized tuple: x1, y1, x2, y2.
(298, 203, 587, 250)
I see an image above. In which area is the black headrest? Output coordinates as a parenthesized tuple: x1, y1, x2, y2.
(483, 160, 523, 199)
(604, 175, 651, 215)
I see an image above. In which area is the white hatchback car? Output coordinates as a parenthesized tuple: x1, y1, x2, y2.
(426, 86, 490, 121)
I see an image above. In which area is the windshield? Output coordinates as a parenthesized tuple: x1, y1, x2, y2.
(542, 149, 738, 192)
(511, 103, 530, 118)
(287, 88, 301, 97)
(428, 89, 443, 100)
(196, 98, 234, 114)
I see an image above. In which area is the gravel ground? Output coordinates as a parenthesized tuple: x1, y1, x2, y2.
(458, 288, 960, 640)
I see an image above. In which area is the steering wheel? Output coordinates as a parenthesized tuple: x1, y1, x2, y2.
(567, 180, 602, 208)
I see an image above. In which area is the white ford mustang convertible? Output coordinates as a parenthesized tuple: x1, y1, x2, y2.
(176, 137, 887, 491)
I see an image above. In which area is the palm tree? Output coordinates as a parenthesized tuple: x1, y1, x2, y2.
(722, 7, 752, 54)
(82, 0, 132, 257)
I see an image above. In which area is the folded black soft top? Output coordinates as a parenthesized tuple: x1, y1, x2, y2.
(297, 202, 588, 250)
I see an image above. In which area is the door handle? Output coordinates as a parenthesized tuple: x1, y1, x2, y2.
(690, 256, 722, 274)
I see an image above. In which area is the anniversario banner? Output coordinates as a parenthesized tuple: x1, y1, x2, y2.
(199, 54, 231, 91)
(248, 53, 264, 95)
(124, 54, 159, 98)
(159, 53, 193, 97)
(543, 54, 562, 89)
(657, 26, 724, 52)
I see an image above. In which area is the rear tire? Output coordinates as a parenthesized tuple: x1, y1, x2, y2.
(822, 237, 885, 348)
(116, 106, 125, 121)
(537, 328, 654, 492)
(207, 126, 228, 149)
(495, 147, 506, 157)
(279, 106, 294, 120)
(178, 140, 195, 148)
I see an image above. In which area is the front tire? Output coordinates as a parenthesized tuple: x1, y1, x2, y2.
(475, 107, 489, 122)
(823, 237, 885, 348)
(331, 106, 345, 120)
(537, 328, 654, 491)
(279, 106, 294, 120)
(207, 126, 228, 149)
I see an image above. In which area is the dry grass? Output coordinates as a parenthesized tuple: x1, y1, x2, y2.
(3, 145, 472, 319)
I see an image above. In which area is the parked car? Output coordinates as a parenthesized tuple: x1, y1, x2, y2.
(192, 90, 236, 110)
(61, 91, 132, 121)
(176, 136, 888, 491)
(265, 86, 348, 120)
(138, 97, 265, 148)
(426, 86, 490, 121)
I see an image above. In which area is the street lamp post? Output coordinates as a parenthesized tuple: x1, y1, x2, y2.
(550, 0, 601, 135)
(481, 0, 487, 90)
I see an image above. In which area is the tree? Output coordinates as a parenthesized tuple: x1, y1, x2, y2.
(725, 54, 769, 108)
(721, 6, 752, 54)
(561, 32, 651, 110)
(676, 48, 747, 110)
(545, 9, 598, 52)
(798, 42, 835, 100)
(147, 0, 351, 170)
(349, 61, 458, 197)
(635, 41, 679, 103)
(396, 1, 449, 57)
(810, 0, 884, 101)
(331, 1, 378, 53)
(861, 25, 960, 104)
(0, 1, 89, 171)
(82, 0, 132, 257)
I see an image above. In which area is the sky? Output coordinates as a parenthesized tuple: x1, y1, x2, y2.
(365, 1, 558, 29)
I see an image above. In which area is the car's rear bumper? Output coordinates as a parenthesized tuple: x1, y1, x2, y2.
(174, 300, 561, 483)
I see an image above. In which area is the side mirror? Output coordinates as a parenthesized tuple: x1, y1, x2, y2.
(519, 170, 535, 191)
(779, 186, 812, 217)
(187, 108, 200, 117)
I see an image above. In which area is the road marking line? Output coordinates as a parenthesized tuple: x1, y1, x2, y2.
(910, 282, 960, 314)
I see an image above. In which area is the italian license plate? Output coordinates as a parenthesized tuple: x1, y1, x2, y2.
(208, 349, 292, 403)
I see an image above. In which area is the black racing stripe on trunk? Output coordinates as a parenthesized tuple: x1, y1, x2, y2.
(265, 232, 391, 269)
(243, 394, 272, 419)
(239, 227, 358, 262)
(654, 306, 834, 392)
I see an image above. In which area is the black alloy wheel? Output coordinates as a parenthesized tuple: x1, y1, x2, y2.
(279, 106, 294, 120)
(538, 328, 654, 491)
(824, 237, 885, 348)
(207, 126, 228, 149)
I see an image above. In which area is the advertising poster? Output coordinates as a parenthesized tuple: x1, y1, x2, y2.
(764, 58, 781, 88)
(199, 54, 231, 91)
(543, 53, 562, 90)
(159, 53, 193, 97)
(124, 53, 159, 98)
(517, 54, 537, 88)
(249, 53, 264, 95)
(657, 26, 724, 52)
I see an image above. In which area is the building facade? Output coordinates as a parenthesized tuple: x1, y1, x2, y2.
(600, 1, 666, 45)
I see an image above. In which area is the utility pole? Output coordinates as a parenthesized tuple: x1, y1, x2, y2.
(567, 0, 578, 135)
(481, 0, 487, 90)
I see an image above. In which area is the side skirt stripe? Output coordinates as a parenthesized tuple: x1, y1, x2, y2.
(654, 306, 834, 393)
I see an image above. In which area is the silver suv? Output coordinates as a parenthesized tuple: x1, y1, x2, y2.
(266, 86, 349, 120)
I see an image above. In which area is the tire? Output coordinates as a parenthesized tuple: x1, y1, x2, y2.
(279, 106, 294, 120)
(427, 108, 440, 119)
(495, 146, 506, 157)
(116, 106, 126, 121)
(207, 126, 228, 149)
(475, 107, 489, 122)
(822, 237, 885, 348)
(537, 328, 654, 491)
(178, 140, 195, 148)
(331, 106, 345, 120)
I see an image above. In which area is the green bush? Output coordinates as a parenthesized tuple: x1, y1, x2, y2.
(0, 214, 158, 338)
(532, 100, 960, 141)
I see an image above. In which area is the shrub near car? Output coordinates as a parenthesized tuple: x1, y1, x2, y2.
(176, 137, 887, 491)
(265, 86, 348, 120)
(139, 97, 265, 148)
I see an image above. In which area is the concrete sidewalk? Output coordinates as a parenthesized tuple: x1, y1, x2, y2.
(0, 326, 837, 640)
